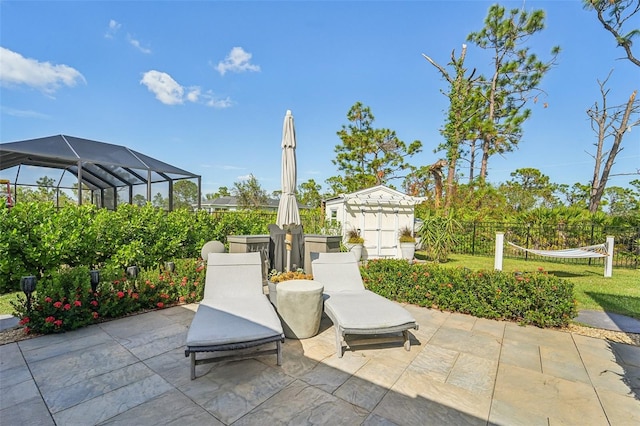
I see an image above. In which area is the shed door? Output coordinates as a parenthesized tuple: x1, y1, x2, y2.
(361, 207, 398, 258)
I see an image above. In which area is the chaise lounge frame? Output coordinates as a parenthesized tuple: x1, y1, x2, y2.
(311, 252, 418, 357)
(185, 252, 285, 379)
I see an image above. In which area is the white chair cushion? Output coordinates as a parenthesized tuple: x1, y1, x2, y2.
(310, 252, 365, 292)
(186, 297, 283, 347)
(323, 290, 416, 330)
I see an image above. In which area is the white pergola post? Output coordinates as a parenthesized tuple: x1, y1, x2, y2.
(604, 236, 614, 278)
(494, 232, 504, 271)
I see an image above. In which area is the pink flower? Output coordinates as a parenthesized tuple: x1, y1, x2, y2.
(156, 302, 164, 309)
(63, 304, 71, 311)
(45, 316, 55, 323)
(53, 319, 63, 327)
(117, 291, 125, 299)
(90, 300, 98, 307)
(45, 297, 52, 303)
(53, 301, 62, 308)
(19, 317, 30, 325)
(92, 312, 99, 319)
(24, 327, 31, 334)
(74, 300, 82, 307)
(131, 293, 139, 300)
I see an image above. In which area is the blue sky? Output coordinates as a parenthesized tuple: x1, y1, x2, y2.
(1, 0, 638, 197)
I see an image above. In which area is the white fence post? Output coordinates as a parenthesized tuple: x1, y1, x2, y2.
(604, 236, 614, 278)
(494, 232, 504, 271)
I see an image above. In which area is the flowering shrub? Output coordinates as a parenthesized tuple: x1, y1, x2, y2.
(12, 266, 97, 334)
(12, 259, 206, 335)
(360, 259, 577, 328)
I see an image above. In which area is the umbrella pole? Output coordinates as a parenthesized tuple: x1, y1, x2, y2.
(285, 231, 292, 271)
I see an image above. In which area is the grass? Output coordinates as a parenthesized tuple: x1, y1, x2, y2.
(421, 253, 640, 320)
(2, 254, 638, 321)
(0, 292, 21, 317)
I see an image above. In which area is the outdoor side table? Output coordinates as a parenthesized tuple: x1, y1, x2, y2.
(276, 279, 324, 339)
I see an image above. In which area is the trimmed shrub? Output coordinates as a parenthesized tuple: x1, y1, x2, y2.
(360, 259, 577, 328)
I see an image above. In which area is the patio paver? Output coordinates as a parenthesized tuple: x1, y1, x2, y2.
(0, 303, 638, 425)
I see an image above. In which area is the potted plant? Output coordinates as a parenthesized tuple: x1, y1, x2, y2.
(399, 225, 416, 260)
(346, 228, 364, 261)
(267, 269, 313, 307)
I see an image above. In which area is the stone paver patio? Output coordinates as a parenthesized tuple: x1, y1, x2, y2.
(1, 303, 639, 425)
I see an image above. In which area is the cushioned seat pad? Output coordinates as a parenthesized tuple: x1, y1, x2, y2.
(324, 290, 416, 330)
(186, 297, 283, 348)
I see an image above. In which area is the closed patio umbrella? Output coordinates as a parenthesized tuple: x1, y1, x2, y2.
(275, 110, 301, 271)
(276, 110, 300, 227)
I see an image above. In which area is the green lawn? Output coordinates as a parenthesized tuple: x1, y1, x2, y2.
(423, 253, 640, 320)
(0, 292, 20, 317)
(2, 254, 638, 321)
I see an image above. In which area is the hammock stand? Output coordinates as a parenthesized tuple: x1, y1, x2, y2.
(494, 232, 614, 278)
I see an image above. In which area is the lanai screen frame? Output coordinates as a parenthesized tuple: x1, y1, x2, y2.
(0, 135, 201, 210)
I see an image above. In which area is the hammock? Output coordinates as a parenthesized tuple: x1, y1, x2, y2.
(507, 241, 608, 259)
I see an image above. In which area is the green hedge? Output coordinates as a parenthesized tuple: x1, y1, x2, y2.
(360, 259, 577, 328)
(0, 202, 286, 293)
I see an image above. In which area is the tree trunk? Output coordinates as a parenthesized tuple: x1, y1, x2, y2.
(468, 139, 476, 183)
(589, 90, 638, 213)
(479, 135, 491, 179)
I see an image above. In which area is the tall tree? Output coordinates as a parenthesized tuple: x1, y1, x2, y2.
(423, 44, 483, 210)
(586, 71, 640, 213)
(205, 186, 230, 200)
(332, 102, 422, 192)
(557, 182, 591, 208)
(233, 174, 268, 209)
(500, 168, 558, 212)
(467, 4, 560, 178)
(584, 0, 640, 67)
(173, 180, 199, 210)
(298, 179, 322, 208)
(603, 185, 639, 215)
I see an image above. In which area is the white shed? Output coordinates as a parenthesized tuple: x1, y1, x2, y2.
(323, 185, 426, 259)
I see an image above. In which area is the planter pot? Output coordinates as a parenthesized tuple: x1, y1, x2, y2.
(268, 281, 278, 307)
(400, 242, 415, 260)
(350, 244, 363, 261)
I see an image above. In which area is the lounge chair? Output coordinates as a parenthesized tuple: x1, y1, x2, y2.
(310, 252, 418, 357)
(185, 252, 285, 379)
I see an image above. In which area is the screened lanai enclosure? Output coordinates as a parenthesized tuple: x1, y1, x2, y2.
(0, 135, 201, 210)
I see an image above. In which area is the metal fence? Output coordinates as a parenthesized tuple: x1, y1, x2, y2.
(453, 222, 639, 269)
(203, 211, 639, 269)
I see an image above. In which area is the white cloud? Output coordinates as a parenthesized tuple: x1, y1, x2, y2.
(205, 96, 233, 109)
(236, 174, 253, 181)
(105, 19, 121, 39)
(140, 71, 233, 108)
(186, 87, 200, 102)
(127, 35, 152, 54)
(1, 106, 50, 119)
(0, 47, 86, 95)
(215, 47, 261, 76)
(140, 70, 184, 105)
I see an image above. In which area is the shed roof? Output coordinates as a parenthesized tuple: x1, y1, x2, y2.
(324, 185, 426, 206)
